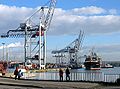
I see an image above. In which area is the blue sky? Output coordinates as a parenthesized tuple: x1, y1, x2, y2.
(1, 0, 120, 9)
(0, 0, 120, 62)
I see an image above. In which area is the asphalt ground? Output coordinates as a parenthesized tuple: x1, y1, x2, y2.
(0, 85, 41, 89)
(0, 77, 120, 89)
(0, 77, 100, 89)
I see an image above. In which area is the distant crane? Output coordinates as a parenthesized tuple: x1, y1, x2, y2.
(52, 31, 84, 68)
(0, 0, 57, 69)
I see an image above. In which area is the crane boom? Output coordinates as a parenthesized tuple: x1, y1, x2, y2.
(44, 0, 56, 31)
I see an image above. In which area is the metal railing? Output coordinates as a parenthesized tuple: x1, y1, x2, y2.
(7, 68, 120, 83)
(104, 74, 120, 83)
(23, 71, 120, 83)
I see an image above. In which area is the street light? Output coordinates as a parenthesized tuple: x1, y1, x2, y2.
(8, 47, 13, 61)
(2, 43, 5, 60)
(6, 45, 8, 62)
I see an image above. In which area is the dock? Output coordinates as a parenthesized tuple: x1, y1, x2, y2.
(0, 77, 100, 89)
(0, 77, 120, 89)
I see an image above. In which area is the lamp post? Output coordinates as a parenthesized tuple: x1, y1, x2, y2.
(8, 47, 12, 61)
(2, 43, 5, 61)
(6, 45, 8, 62)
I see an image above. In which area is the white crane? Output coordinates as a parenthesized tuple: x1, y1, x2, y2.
(1, 0, 57, 69)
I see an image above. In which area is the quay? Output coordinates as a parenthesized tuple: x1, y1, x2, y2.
(0, 77, 120, 89)
(0, 77, 100, 89)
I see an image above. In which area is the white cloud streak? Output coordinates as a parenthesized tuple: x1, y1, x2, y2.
(70, 6, 106, 15)
(0, 42, 23, 49)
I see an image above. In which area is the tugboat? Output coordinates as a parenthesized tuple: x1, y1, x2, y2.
(101, 63, 114, 68)
(84, 51, 101, 70)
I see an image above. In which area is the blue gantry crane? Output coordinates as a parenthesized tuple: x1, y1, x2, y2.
(52, 31, 84, 68)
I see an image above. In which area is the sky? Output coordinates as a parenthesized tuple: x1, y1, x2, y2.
(0, 0, 120, 62)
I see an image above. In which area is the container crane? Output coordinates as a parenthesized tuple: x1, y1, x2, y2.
(0, 0, 57, 69)
(52, 31, 84, 68)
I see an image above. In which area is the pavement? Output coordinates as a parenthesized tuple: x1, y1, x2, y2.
(0, 77, 101, 89)
(0, 85, 40, 89)
(0, 77, 120, 89)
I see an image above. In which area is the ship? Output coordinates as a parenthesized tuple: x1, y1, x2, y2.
(84, 51, 101, 70)
(101, 63, 114, 68)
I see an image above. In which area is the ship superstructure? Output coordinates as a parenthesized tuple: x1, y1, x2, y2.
(84, 50, 101, 70)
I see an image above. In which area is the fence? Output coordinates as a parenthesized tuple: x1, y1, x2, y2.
(24, 71, 120, 83)
(104, 74, 120, 82)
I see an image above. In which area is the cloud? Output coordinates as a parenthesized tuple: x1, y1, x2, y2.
(49, 14, 120, 35)
(47, 7, 120, 35)
(0, 4, 34, 33)
(83, 43, 120, 53)
(0, 5, 120, 36)
(82, 36, 120, 62)
(7, 42, 23, 48)
(0, 42, 23, 49)
(81, 43, 120, 61)
(70, 6, 106, 15)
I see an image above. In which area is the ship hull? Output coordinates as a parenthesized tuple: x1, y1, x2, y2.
(84, 61, 101, 70)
